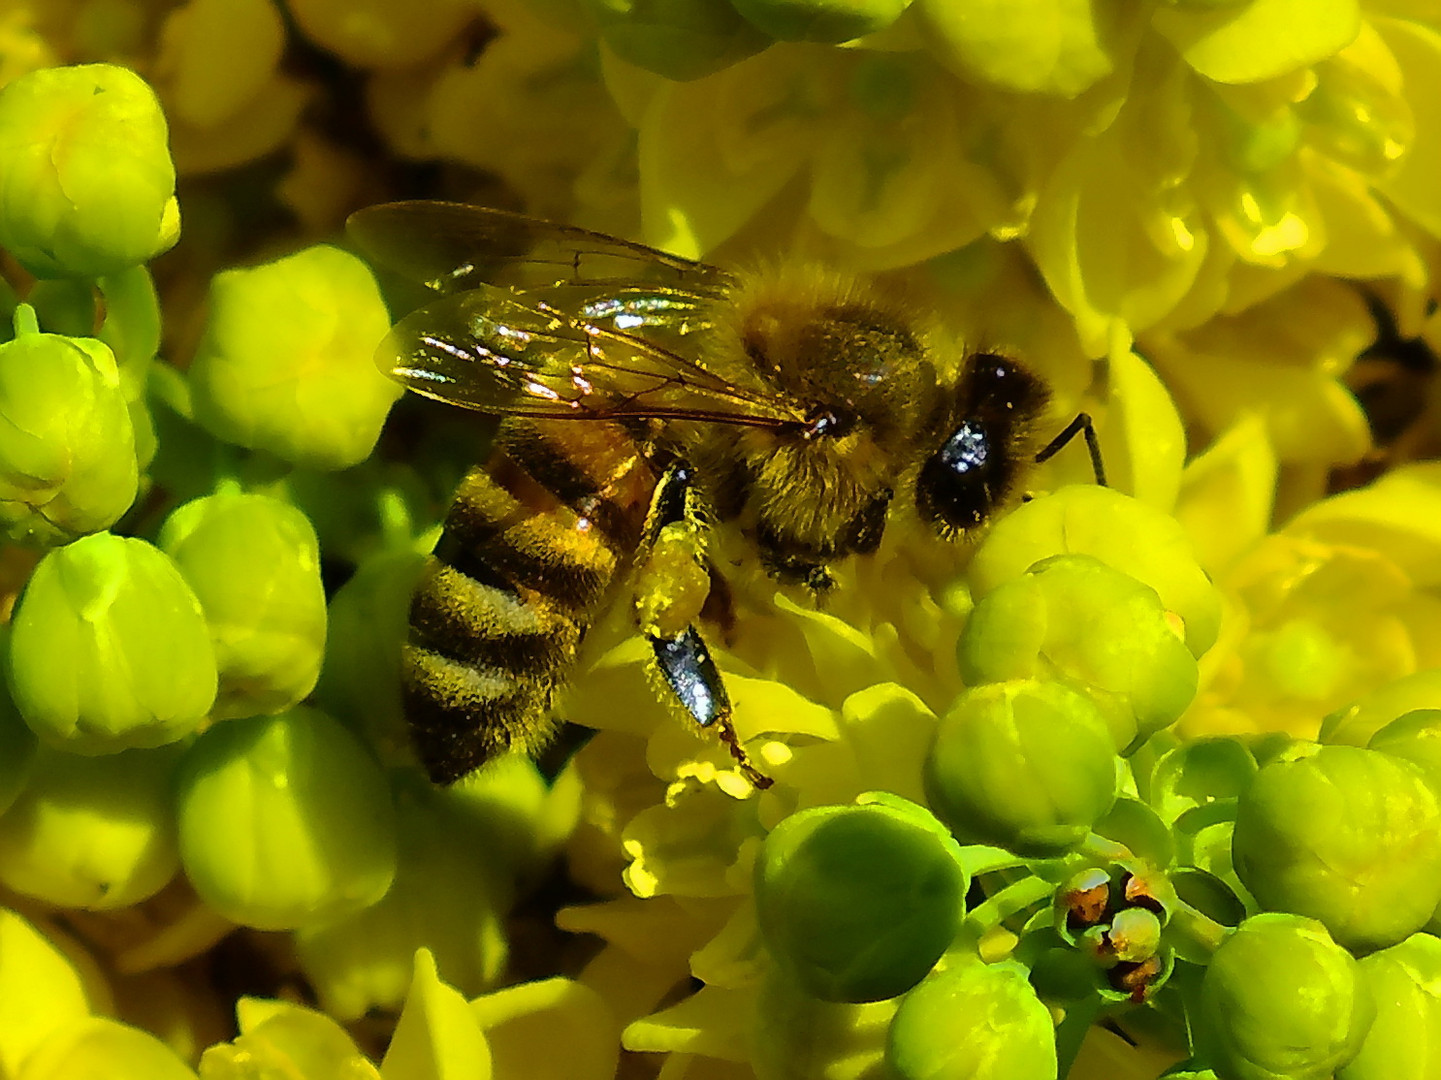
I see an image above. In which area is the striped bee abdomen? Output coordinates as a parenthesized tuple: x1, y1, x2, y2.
(403, 419, 656, 784)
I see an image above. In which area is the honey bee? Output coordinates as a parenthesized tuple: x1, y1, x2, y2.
(348, 202, 1103, 789)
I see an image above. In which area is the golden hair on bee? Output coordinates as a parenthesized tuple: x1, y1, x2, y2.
(682, 262, 959, 588)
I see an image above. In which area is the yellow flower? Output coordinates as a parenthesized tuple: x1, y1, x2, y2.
(0, 908, 108, 1076)
(1179, 461, 1441, 740)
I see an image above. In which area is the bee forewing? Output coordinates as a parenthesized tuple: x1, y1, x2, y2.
(347, 201, 729, 293)
(380, 285, 806, 427)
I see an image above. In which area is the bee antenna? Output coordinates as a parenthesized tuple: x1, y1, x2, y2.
(1034, 412, 1107, 486)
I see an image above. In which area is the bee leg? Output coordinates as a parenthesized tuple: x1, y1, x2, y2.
(634, 462, 713, 644)
(1034, 412, 1107, 487)
(650, 627, 772, 789)
(635, 461, 772, 789)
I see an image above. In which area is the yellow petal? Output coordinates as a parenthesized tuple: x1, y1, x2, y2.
(1374, 16, 1441, 238)
(1029, 123, 1210, 353)
(1103, 341, 1187, 512)
(1306, 154, 1424, 283)
(914, 0, 1129, 96)
(469, 978, 619, 1080)
(1153, 0, 1360, 84)
(154, 0, 285, 129)
(1286, 463, 1441, 588)
(623, 986, 751, 1062)
(0, 910, 101, 1077)
(380, 950, 492, 1080)
(1149, 276, 1373, 464)
(1322, 668, 1441, 746)
(18, 1018, 196, 1080)
(1174, 414, 1278, 575)
(639, 49, 822, 257)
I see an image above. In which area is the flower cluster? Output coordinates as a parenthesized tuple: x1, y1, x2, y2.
(0, 2, 1438, 1079)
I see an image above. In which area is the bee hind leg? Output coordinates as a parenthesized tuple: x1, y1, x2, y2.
(635, 460, 772, 789)
(648, 627, 771, 789)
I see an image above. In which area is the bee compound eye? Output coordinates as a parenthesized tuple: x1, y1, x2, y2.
(916, 421, 999, 531)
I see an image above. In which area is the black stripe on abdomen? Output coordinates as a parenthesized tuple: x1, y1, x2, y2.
(408, 562, 581, 674)
(401, 424, 655, 784)
(401, 647, 555, 784)
(432, 463, 621, 612)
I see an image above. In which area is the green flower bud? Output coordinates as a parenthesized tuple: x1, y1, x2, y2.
(159, 493, 326, 720)
(1367, 709, 1441, 789)
(189, 244, 400, 470)
(8, 533, 217, 753)
(1196, 913, 1373, 1080)
(968, 487, 1221, 656)
(296, 771, 515, 1019)
(583, 0, 770, 81)
(314, 549, 425, 760)
(755, 796, 968, 1003)
(0, 64, 178, 279)
(1146, 737, 1256, 824)
(18, 1017, 197, 1080)
(886, 960, 1057, 1080)
(0, 745, 181, 909)
(1340, 934, 1441, 1080)
(730, 0, 910, 42)
(175, 705, 397, 931)
(959, 554, 1198, 752)
(1233, 744, 1441, 952)
(926, 680, 1118, 857)
(0, 307, 137, 545)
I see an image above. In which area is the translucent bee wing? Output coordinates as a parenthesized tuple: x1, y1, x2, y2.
(526, 282, 724, 350)
(381, 284, 806, 427)
(347, 201, 732, 293)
